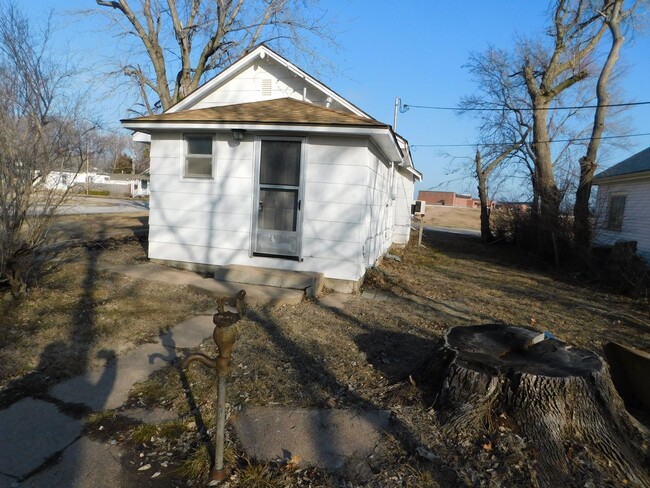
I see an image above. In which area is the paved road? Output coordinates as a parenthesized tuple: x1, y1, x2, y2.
(58, 196, 149, 215)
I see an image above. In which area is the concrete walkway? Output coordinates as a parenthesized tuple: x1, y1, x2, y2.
(0, 263, 385, 487)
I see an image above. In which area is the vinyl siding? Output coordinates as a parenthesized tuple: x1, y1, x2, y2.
(593, 179, 650, 261)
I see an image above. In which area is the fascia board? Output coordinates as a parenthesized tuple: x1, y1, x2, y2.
(594, 171, 650, 185)
(122, 121, 402, 160)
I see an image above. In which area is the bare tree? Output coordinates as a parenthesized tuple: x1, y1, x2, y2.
(573, 0, 638, 249)
(462, 0, 642, 258)
(0, 2, 94, 297)
(93, 0, 334, 113)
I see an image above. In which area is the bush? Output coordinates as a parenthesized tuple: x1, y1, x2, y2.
(86, 189, 110, 196)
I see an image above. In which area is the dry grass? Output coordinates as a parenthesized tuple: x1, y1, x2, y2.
(0, 237, 214, 404)
(421, 205, 481, 230)
(115, 228, 649, 486)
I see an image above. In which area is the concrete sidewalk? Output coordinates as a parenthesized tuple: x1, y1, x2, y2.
(0, 263, 387, 487)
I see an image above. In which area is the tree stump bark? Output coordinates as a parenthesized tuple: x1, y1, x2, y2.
(421, 324, 650, 486)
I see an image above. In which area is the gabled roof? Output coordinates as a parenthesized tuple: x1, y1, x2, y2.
(166, 44, 371, 119)
(594, 146, 650, 183)
(123, 98, 385, 128)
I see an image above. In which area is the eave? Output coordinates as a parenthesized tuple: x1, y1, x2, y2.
(122, 120, 404, 162)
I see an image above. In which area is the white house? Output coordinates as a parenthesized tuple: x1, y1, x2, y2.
(593, 146, 650, 261)
(108, 171, 150, 198)
(43, 170, 110, 191)
(122, 45, 421, 292)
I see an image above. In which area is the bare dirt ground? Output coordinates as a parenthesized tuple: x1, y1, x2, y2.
(3, 213, 649, 486)
(420, 206, 480, 230)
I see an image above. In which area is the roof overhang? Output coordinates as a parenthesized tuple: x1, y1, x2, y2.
(122, 120, 403, 162)
(593, 170, 650, 185)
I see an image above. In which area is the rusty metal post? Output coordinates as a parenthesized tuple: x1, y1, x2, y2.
(181, 289, 246, 483)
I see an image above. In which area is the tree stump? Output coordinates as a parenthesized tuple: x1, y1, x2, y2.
(421, 324, 650, 486)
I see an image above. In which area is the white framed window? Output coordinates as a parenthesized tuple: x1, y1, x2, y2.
(605, 194, 626, 231)
(183, 134, 214, 179)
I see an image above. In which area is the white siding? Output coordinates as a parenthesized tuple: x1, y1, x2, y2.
(362, 143, 393, 268)
(593, 179, 650, 261)
(190, 60, 349, 113)
(393, 166, 415, 245)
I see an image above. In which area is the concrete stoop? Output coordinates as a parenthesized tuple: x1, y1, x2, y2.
(213, 264, 324, 298)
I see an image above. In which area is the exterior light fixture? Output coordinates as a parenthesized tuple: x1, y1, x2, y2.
(231, 129, 246, 141)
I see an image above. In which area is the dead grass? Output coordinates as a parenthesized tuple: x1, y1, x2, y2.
(111, 228, 649, 486)
(421, 205, 480, 230)
(0, 238, 214, 403)
(3, 219, 649, 486)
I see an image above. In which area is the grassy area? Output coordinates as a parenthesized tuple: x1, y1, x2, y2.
(2, 213, 648, 485)
(0, 237, 214, 406)
(421, 205, 481, 230)
(98, 229, 648, 486)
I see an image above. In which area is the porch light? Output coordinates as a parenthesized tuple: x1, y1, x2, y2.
(231, 129, 246, 141)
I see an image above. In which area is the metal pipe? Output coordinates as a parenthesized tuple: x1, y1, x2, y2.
(212, 374, 228, 481)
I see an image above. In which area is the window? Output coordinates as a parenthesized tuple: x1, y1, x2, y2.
(605, 194, 626, 231)
(184, 135, 213, 178)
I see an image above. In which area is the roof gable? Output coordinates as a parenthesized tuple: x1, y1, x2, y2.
(166, 45, 371, 119)
(595, 146, 650, 183)
(125, 98, 384, 127)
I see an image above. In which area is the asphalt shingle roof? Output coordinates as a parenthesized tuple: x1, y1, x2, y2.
(594, 146, 650, 181)
(122, 98, 386, 128)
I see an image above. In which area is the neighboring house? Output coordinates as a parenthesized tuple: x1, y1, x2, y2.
(418, 190, 491, 209)
(121, 45, 421, 292)
(43, 170, 110, 191)
(106, 171, 150, 198)
(593, 146, 650, 261)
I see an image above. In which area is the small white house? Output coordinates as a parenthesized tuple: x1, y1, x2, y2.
(108, 171, 150, 198)
(593, 146, 650, 261)
(122, 45, 421, 291)
(43, 170, 110, 191)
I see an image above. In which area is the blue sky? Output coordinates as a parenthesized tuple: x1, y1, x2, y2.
(25, 1, 650, 197)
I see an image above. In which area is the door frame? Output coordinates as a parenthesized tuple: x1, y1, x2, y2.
(250, 135, 307, 260)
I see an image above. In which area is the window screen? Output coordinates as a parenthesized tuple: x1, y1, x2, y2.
(184, 135, 213, 178)
(606, 195, 626, 231)
(259, 141, 300, 186)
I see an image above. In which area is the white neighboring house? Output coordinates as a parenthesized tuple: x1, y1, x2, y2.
(593, 146, 650, 261)
(43, 170, 110, 191)
(121, 45, 421, 292)
(108, 171, 151, 197)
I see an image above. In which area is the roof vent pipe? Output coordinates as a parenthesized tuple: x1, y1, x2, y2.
(325, 96, 332, 108)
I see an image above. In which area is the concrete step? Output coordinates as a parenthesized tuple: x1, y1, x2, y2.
(213, 264, 324, 297)
(100, 262, 305, 307)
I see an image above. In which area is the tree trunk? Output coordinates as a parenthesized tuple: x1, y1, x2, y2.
(475, 151, 493, 242)
(420, 324, 650, 487)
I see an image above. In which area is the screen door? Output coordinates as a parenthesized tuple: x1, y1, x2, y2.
(254, 140, 302, 257)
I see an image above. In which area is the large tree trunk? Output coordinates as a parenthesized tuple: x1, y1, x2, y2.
(475, 151, 493, 243)
(420, 325, 650, 487)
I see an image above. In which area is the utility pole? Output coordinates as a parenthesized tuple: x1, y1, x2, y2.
(393, 97, 400, 132)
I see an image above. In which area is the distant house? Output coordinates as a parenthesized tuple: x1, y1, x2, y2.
(43, 170, 110, 191)
(106, 171, 150, 198)
(593, 146, 650, 261)
(417, 190, 491, 209)
(121, 45, 420, 292)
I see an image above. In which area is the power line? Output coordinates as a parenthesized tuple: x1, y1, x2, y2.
(411, 131, 650, 149)
(402, 100, 650, 113)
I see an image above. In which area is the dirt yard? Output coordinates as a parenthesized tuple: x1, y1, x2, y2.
(2, 214, 649, 486)
(420, 205, 481, 230)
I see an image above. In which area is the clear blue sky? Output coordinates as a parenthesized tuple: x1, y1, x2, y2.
(25, 1, 650, 197)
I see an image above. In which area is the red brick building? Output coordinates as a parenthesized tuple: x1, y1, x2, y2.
(417, 191, 493, 208)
